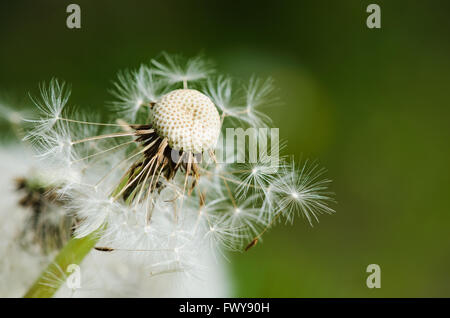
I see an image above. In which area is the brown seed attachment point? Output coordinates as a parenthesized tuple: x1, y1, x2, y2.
(245, 238, 259, 251)
(94, 246, 115, 252)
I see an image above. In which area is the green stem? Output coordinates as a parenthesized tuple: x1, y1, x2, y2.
(23, 167, 131, 298)
(23, 229, 102, 298)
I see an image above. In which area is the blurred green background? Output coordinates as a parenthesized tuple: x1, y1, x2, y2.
(1, 0, 449, 297)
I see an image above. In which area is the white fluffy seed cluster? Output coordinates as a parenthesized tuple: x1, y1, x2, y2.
(151, 89, 221, 153)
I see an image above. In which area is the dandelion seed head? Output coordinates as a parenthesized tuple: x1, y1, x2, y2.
(20, 53, 335, 287)
(152, 89, 221, 153)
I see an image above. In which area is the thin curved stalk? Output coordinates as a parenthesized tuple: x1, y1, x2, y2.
(23, 229, 101, 298)
(23, 178, 129, 298)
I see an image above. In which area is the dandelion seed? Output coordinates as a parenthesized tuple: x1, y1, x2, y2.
(273, 160, 335, 225)
(204, 76, 240, 117)
(110, 65, 166, 121)
(24, 78, 71, 138)
(151, 52, 214, 85)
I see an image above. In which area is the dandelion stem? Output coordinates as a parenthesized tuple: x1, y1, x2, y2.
(23, 173, 131, 298)
(23, 228, 102, 298)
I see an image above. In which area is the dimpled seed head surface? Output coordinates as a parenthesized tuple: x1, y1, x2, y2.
(151, 89, 221, 153)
